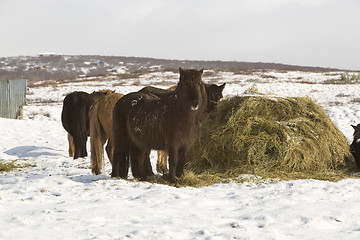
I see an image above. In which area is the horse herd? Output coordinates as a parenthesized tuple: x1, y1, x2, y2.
(61, 68, 360, 183)
(61, 68, 226, 183)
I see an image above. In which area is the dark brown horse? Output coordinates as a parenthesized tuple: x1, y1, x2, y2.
(140, 82, 226, 174)
(61, 90, 114, 159)
(111, 68, 207, 183)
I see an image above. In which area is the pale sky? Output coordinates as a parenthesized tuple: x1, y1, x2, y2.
(1, 0, 359, 70)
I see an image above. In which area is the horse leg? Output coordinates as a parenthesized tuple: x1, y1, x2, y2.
(156, 150, 169, 174)
(145, 150, 154, 177)
(168, 146, 179, 183)
(111, 141, 129, 178)
(129, 144, 140, 178)
(176, 146, 186, 178)
(68, 133, 75, 158)
(73, 137, 80, 159)
(130, 144, 151, 180)
(80, 138, 88, 158)
(111, 131, 129, 178)
(130, 144, 147, 180)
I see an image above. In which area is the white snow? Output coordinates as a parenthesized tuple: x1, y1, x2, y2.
(1, 70, 360, 240)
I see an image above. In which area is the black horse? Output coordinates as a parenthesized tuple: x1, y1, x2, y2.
(61, 90, 113, 159)
(204, 83, 226, 112)
(111, 68, 207, 183)
(350, 124, 360, 171)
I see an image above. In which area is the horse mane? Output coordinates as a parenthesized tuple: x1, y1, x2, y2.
(98, 89, 116, 94)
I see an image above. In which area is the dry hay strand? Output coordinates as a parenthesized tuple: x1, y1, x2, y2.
(0, 161, 19, 172)
(184, 94, 357, 185)
(0, 160, 30, 173)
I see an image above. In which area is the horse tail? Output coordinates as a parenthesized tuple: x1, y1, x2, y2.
(72, 104, 88, 159)
(90, 101, 105, 175)
(62, 94, 87, 159)
(111, 99, 130, 178)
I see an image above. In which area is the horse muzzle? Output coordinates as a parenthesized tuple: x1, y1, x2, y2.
(191, 104, 199, 111)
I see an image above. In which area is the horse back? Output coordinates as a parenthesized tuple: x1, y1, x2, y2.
(127, 92, 200, 150)
(113, 92, 164, 147)
(139, 86, 170, 97)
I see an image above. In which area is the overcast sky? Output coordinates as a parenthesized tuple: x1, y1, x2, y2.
(1, 0, 359, 70)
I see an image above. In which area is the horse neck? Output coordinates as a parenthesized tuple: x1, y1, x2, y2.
(351, 140, 360, 157)
(170, 89, 192, 113)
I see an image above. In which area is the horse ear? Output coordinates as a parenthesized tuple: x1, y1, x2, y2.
(179, 68, 183, 73)
(352, 125, 357, 129)
(200, 69, 204, 75)
(220, 83, 226, 89)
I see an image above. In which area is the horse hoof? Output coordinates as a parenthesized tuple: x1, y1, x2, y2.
(169, 177, 177, 184)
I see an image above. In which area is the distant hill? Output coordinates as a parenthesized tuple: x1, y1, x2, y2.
(0, 55, 341, 82)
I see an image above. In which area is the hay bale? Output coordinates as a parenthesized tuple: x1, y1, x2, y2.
(185, 94, 356, 181)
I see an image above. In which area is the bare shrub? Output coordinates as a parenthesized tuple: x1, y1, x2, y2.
(350, 98, 360, 103)
(336, 93, 351, 98)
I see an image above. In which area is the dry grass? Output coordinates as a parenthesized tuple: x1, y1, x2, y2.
(174, 90, 358, 187)
(0, 160, 29, 172)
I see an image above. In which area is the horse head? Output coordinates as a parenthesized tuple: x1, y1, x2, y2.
(205, 83, 226, 112)
(177, 68, 205, 112)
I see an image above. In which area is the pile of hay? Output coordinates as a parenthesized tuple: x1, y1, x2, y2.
(184, 93, 357, 185)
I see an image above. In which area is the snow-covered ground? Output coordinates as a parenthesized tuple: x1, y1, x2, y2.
(1, 70, 360, 239)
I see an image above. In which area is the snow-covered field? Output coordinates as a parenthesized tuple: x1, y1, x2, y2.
(1, 70, 360, 239)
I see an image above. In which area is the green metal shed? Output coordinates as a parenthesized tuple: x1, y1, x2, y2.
(0, 79, 27, 119)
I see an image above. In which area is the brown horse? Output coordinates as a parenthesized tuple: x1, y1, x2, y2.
(111, 68, 207, 183)
(61, 90, 114, 159)
(89, 92, 124, 175)
(145, 83, 226, 174)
